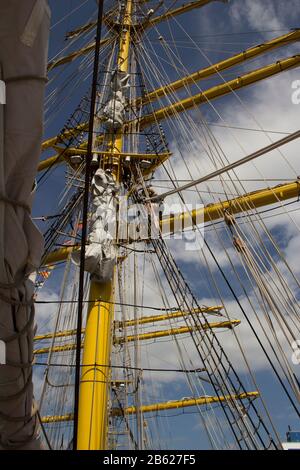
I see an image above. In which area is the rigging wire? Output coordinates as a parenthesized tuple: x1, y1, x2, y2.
(131, 35, 298, 436)
(133, 165, 278, 448)
(72, 0, 105, 451)
(34, 0, 300, 450)
(137, 18, 300, 386)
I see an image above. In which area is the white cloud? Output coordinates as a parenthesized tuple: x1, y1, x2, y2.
(229, 0, 300, 33)
(35, 287, 60, 334)
(230, 0, 283, 31)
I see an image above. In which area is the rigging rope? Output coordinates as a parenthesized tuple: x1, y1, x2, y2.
(147, 130, 300, 201)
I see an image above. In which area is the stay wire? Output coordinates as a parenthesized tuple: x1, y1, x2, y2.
(72, 0, 105, 451)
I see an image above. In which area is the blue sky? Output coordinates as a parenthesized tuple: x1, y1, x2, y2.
(33, 0, 300, 449)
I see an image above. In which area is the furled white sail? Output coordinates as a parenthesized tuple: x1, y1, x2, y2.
(72, 169, 119, 283)
(102, 71, 130, 129)
(0, 0, 50, 450)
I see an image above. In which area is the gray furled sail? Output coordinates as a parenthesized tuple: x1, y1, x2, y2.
(0, 0, 50, 450)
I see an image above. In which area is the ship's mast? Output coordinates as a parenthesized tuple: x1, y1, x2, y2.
(34, 1, 300, 451)
(77, 0, 133, 450)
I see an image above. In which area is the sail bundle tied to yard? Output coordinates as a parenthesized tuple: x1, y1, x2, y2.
(72, 169, 119, 283)
(102, 70, 130, 130)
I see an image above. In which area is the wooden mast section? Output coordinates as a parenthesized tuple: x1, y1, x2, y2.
(77, 0, 133, 450)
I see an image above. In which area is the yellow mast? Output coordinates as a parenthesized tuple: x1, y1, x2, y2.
(76, 0, 133, 450)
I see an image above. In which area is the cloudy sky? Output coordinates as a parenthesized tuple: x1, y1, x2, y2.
(34, 0, 300, 449)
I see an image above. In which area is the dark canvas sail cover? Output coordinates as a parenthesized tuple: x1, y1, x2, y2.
(0, 0, 50, 450)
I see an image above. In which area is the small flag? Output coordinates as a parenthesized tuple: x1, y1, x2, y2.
(38, 270, 50, 279)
